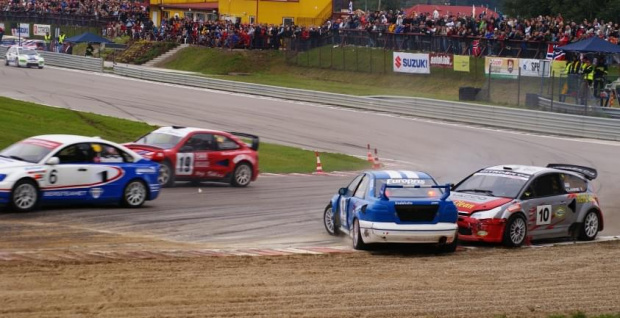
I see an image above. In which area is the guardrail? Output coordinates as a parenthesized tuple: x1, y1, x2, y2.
(0, 48, 102, 72)
(114, 65, 620, 141)
(537, 96, 620, 119)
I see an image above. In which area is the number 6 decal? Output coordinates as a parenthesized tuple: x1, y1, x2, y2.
(536, 205, 552, 225)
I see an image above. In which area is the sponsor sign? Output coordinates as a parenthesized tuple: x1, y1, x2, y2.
(33, 24, 51, 36)
(386, 179, 426, 185)
(0, 23, 4, 31)
(430, 53, 453, 68)
(393, 52, 430, 74)
(11, 23, 30, 37)
(484, 57, 519, 78)
(519, 58, 551, 78)
(453, 55, 470, 72)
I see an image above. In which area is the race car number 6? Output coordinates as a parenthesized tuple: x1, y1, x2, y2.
(536, 205, 552, 225)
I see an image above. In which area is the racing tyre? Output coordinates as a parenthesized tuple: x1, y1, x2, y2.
(15, 58, 20, 68)
(502, 214, 527, 247)
(158, 161, 175, 188)
(230, 163, 252, 187)
(438, 234, 458, 253)
(38, 66, 43, 69)
(323, 204, 340, 236)
(578, 210, 600, 241)
(4, 59, 8, 66)
(352, 218, 368, 250)
(10, 179, 39, 212)
(121, 180, 147, 208)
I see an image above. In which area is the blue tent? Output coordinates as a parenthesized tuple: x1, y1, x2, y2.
(64, 32, 113, 44)
(556, 37, 620, 54)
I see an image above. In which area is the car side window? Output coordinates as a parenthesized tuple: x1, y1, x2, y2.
(55, 143, 96, 164)
(530, 173, 565, 198)
(560, 173, 587, 193)
(182, 133, 216, 151)
(346, 175, 364, 194)
(93, 143, 133, 163)
(354, 175, 369, 199)
(215, 135, 240, 150)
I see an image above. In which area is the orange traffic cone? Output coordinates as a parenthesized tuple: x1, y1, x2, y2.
(372, 148, 381, 169)
(315, 151, 325, 174)
(366, 144, 373, 162)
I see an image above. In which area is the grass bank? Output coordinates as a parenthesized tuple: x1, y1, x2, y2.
(0, 97, 369, 173)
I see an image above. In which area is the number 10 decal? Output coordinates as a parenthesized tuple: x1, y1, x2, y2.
(536, 205, 552, 225)
(176, 153, 194, 175)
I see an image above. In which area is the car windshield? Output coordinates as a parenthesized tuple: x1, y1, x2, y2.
(374, 178, 441, 198)
(0, 141, 54, 163)
(19, 49, 38, 55)
(454, 170, 530, 198)
(135, 132, 182, 149)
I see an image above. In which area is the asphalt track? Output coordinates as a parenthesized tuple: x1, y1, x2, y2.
(0, 65, 619, 249)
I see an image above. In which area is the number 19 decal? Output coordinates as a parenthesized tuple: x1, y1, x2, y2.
(536, 205, 552, 225)
(176, 153, 194, 175)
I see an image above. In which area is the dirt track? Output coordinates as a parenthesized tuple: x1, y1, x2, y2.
(1, 241, 619, 318)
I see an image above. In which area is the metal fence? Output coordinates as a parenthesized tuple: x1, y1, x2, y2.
(0, 12, 114, 27)
(0, 48, 103, 72)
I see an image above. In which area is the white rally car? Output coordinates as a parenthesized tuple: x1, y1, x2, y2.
(0, 135, 161, 212)
(5, 45, 45, 69)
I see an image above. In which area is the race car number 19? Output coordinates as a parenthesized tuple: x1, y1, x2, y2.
(176, 153, 194, 175)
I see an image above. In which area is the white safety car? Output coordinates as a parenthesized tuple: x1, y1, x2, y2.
(4, 45, 45, 68)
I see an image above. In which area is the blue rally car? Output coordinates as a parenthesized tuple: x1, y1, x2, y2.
(0, 135, 161, 212)
(323, 170, 459, 252)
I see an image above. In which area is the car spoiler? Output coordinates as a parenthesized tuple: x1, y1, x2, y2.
(547, 164, 597, 180)
(229, 132, 259, 151)
(380, 183, 451, 201)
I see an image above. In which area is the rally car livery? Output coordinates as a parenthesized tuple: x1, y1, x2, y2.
(125, 126, 259, 187)
(5, 45, 45, 68)
(451, 164, 603, 247)
(0, 135, 160, 212)
(323, 170, 458, 252)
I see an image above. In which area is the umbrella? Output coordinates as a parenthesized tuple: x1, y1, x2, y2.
(556, 36, 620, 54)
(64, 32, 113, 44)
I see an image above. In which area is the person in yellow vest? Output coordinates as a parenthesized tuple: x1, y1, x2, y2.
(560, 57, 577, 102)
(57, 32, 66, 53)
(44, 32, 51, 51)
(579, 58, 594, 105)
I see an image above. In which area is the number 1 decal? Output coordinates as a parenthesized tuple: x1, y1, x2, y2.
(176, 153, 194, 176)
(536, 205, 552, 225)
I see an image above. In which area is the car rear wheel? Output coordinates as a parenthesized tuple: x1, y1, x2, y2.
(502, 214, 527, 247)
(437, 234, 458, 253)
(121, 180, 147, 208)
(323, 204, 340, 236)
(4, 59, 8, 66)
(230, 163, 252, 187)
(158, 161, 175, 188)
(352, 218, 368, 250)
(578, 210, 599, 241)
(10, 179, 39, 212)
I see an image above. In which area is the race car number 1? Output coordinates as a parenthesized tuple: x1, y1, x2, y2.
(536, 205, 552, 225)
(176, 153, 194, 175)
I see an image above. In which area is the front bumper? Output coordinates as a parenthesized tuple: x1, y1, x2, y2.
(457, 216, 506, 243)
(358, 220, 457, 244)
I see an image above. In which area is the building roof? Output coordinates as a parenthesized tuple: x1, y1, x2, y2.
(158, 2, 218, 11)
(404, 5, 499, 19)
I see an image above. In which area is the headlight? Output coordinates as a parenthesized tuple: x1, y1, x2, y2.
(0, 174, 6, 182)
(470, 206, 503, 219)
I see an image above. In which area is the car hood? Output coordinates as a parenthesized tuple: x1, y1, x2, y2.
(449, 192, 513, 215)
(0, 157, 40, 171)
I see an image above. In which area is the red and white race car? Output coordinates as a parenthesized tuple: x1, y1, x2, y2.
(125, 126, 259, 187)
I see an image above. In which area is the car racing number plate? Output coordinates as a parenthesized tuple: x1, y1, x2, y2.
(176, 153, 194, 176)
(536, 205, 552, 225)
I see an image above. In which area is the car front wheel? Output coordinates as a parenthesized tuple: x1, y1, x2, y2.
(438, 233, 458, 253)
(323, 204, 340, 236)
(158, 161, 175, 188)
(352, 218, 368, 250)
(230, 163, 252, 187)
(122, 180, 147, 208)
(578, 210, 600, 241)
(502, 214, 527, 247)
(15, 58, 20, 67)
(10, 179, 39, 212)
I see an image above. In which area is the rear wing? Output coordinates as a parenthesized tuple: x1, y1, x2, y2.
(547, 164, 597, 180)
(380, 183, 452, 201)
(229, 132, 259, 151)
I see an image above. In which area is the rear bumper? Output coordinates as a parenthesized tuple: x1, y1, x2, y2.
(457, 216, 506, 243)
(358, 220, 457, 244)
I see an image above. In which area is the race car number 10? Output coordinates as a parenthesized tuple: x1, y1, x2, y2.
(176, 153, 194, 175)
(536, 205, 552, 225)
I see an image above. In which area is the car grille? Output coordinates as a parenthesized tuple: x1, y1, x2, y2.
(458, 227, 473, 235)
(395, 205, 438, 222)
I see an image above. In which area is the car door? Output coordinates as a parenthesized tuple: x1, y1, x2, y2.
(559, 173, 589, 230)
(90, 142, 137, 200)
(519, 173, 569, 238)
(338, 174, 364, 231)
(347, 175, 370, 230)
(174, 133, 213, 178)
(42, 143, 101, 201)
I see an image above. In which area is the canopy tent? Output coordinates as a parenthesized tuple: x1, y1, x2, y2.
(556, 37, 620, 54)
(64, 32, 113, 44)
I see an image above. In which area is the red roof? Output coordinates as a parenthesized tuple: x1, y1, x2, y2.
(405, 5, 498, 19)
(159, 2, 218, 11)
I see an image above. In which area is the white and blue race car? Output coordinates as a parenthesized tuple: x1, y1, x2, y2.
(4, 45, 45, 69)
(0, 135, 160, 212)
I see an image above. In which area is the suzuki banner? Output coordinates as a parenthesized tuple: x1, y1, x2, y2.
(430, 53, 453, 68)
(393, 52, 430, 74)
(33, 24, 51, 36)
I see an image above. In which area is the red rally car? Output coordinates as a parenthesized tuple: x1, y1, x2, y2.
(125, 126, 259, 187)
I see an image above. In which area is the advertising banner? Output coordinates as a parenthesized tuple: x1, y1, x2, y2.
(393, 52, 430, 74)
(33, 24, 51, 36)
(11, 23, 30, 37)
(484, 57, 519, 78)
(519, 58, 551, 78)
(453, 55, 470, 72)
(430, 53, 453, 68)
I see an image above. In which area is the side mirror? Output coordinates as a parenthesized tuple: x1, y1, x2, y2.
(46, 157, 59, 165)
(338, 187, 348, 196)
(180, 145, 194, 152)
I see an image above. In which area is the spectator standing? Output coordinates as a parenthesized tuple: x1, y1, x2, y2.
(0, 26, 4, 43)
(85, 42, 94, 56)
(44, 32, 51, 51)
